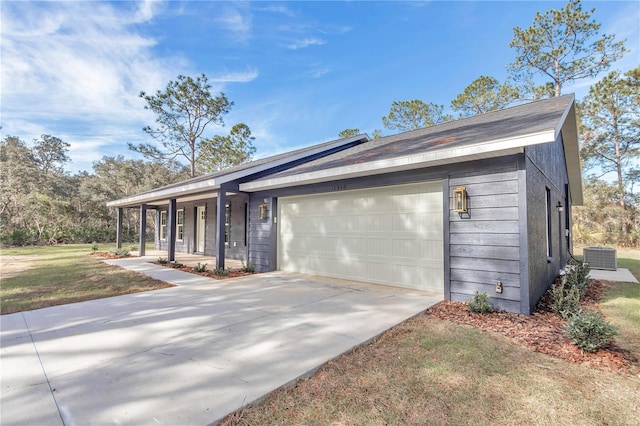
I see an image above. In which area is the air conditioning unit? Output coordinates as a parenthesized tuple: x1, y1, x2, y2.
(583, 247, 617, 271)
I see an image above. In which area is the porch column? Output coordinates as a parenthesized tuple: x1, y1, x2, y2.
(116, 207, 123, 249)
(215, 189, 227, 270)
(139, 204, 147, 256)
(167, 198, 177, 262)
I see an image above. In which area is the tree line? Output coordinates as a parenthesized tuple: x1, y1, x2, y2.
(1, 0, 637, 247)
(340, 0, 639, 247)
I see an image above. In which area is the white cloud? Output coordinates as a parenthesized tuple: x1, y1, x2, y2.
(216, 4, 253, 42)
(288, 37, 326, 50)
(210, 68, 259, 83)
(0, 1, 185, 171)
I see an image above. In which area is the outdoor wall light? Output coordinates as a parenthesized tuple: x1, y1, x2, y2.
(557, 201, 564, 212)
(453, 186, 468, 213)
(258, 202, 268, 220)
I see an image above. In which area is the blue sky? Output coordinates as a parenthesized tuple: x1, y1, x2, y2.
(2, 0, 638, 173)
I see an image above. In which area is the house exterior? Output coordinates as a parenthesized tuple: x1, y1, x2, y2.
(108, 94, 582, 315)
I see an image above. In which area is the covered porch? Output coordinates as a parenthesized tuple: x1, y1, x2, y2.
(128, 249, 246, 270)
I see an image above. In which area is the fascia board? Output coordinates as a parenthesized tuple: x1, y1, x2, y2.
(107, 134, 370, 207)
(240, 130, 556, 192)
(216, 134, 369, 184)
(559, 101, 584, 205)
(106, 179, 221, 207)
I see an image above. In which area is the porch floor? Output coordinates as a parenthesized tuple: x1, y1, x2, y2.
(129, 250, 246, 270)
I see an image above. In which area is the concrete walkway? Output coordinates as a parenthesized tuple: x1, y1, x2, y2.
(588, 267, 639, 283)
(1, 258, 441, 425)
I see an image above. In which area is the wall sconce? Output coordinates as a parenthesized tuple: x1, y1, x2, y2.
(557, 201, 564, 212)
(258, 202, 268, 220)
(453, 186, 468, 213)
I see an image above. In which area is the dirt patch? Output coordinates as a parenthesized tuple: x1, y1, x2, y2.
(424, 279, 638, 376)
(0, 255, 39, 279)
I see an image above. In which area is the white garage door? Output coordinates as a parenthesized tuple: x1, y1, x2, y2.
(278, 181, 443, 293)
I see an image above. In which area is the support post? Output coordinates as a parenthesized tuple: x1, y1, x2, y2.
(139, 204, 147, 256)
(215, 189, 227, 270)
(116, 208, 123, 249)
(167, 199, 177, 262)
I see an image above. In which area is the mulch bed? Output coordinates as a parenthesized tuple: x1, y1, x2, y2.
(154, 262, 255, 280)
(90, 252, 255, 280)
(88, 251, 131, 259)
(424, 279, 639, 376)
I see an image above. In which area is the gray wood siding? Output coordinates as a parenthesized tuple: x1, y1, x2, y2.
(248, 196, 275, 272)
(525, 134, 571, 312)
(448, 161, 522, 313)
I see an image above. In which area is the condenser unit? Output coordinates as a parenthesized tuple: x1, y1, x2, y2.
(583, 247, 617, 271)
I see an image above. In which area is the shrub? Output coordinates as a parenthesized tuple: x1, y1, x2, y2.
(468, 291, 493, 314)
(241, 261, 254, 273)
(157, 257, 168, 264)
(549, 279, 581, 320)
(129, 245, 137, 252)
(170, 262, 184, 268)
(565, 310, 618, 352)
(563, 259, 591, 298)
(193, 262, 208, 273)
(213, 266, 230, 276)
(108, 248, 130, 257)
(91, 242, 99, 252)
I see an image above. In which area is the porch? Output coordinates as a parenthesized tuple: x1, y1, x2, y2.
(129, 250, 246, 270)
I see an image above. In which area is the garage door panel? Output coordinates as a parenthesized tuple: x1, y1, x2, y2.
(279, 182, 443, 293)
(367, 238, 391, 257)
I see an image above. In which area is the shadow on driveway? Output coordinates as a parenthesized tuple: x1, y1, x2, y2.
(1, 262, 441, 425)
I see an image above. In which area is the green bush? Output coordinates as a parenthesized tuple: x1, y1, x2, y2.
(108, 248, 130, 257)
(565, 310, 618, 352)
(563, 259, 591, 298)
(241, 261, 255, 273)
(91, 242, 99, 252)
(549, 280, 581, 320)
(193, 262, 208, 273)
(157, 257, 168, 264)
(468, 291, 493, 314)
(213, 266, 230, 276)
(170, 262, 184, 268)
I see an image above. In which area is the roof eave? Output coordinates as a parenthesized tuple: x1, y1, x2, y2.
(239, 130, 556, 192)
(106, 179, 221, 208)
(107, 134, 370, 208)
(559, 99, 583, 205)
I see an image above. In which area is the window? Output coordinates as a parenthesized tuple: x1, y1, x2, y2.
(177, 209, 184, 241)
(225, 203, 231, 246)
(160, 211, 167, 240)
(545, 187, 552, 259)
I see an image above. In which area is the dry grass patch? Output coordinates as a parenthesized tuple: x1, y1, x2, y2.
(1, 244, 173, 314)
(223, 317, 640, 426)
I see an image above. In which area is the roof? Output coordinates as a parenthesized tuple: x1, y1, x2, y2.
(240, 94, 583, 205)
(107, 134, 370, 207)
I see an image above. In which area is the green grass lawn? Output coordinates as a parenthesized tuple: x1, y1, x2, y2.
(0, 243, 171, 314)
(221, 248, 640, 426)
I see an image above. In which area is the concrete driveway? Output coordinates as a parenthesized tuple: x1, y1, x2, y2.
(1, 258, 441, 425)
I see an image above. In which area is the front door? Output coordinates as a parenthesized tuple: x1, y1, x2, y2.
(196, 206, 206, 253)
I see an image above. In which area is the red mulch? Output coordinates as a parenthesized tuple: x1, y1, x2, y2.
(155, 263, 255, 280)
(88, 251, 131, 259)
(424, 280, 638, 376)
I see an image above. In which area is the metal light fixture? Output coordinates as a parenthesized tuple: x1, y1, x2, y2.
(453, 186, 468, 213)
(258, 202, 268, 220)
(557, 201, 564, 212)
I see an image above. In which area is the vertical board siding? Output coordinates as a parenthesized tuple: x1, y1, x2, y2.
(248, 194, 273, 272)
(448, 163, 522, 310)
